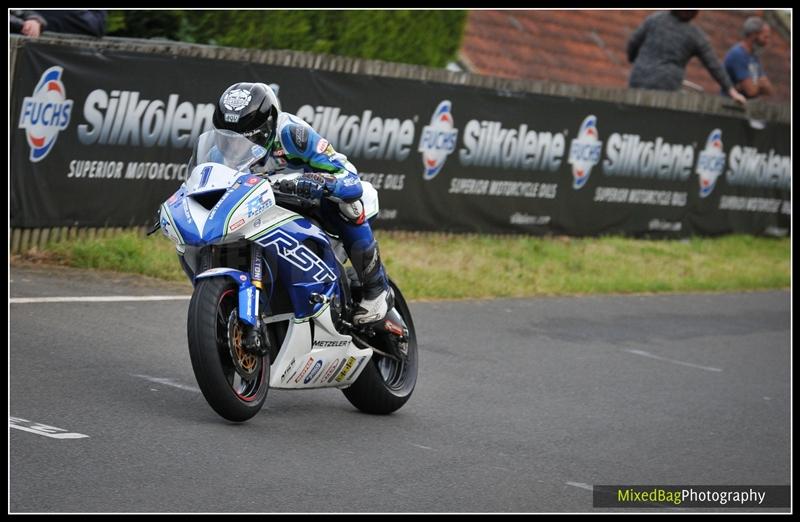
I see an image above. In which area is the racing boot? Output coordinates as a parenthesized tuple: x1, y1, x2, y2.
(350, 239, 393, 325)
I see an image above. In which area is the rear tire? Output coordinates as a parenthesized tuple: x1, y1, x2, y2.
(342, 280, 418, 414)
(187, 277, 269, 422)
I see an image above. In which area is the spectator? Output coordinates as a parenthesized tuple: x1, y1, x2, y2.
(723, 17, 774, 99)
(9, 10, 46, 37)
(627, 10, 747, 105)
(37, 10, 107, 38)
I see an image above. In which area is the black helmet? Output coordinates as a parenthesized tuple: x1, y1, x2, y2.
(212, 82, 280, 148)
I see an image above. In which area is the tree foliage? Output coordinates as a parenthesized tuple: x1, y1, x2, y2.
(107, 10, 466, 68)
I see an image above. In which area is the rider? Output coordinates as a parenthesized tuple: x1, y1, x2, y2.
(211, 82, 392, 325)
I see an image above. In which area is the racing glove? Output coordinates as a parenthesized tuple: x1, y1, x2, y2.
(287, 172, 336, 200)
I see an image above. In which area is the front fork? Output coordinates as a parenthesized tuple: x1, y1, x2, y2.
(192, 244, 270, 357)
(242, 244, 269, 356)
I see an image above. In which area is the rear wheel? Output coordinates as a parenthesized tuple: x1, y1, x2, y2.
(187, 277, 269, 421)
(342, 280, 418, 414)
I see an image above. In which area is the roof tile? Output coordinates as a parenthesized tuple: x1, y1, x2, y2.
(461, 10, 791, 102)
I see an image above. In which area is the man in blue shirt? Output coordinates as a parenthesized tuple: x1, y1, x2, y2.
(723, 17, 774, 99)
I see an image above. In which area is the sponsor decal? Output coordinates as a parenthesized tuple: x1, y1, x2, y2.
(280, 357, 297, 383)
(602, 134, 694, 180)
(294, 357, 315, 383)
(320, 359, 340, 382)
(327, 358, 349, 383)
(223, 89, 252, 111)
(246, 192, 274, 218)
(245, 287, 253, 319)
(19, 66, 74, 162)
(239, 274, 247, 282)
(695, 129, 726, 198)
(568, 115, 602, 190)
(252, 256, 262, 281)
(303, 360, 324, 384)
(182, 198, 193, 224)
(229, 218, 246, 232)
(335, 356, 357, 383)
(256, 229, 336, 283)
(246, 176, 260, 186)
(312, 340, 350, 348)
(726, 147, 790, 189)
(418, 100, 458, 180)
(295, 104, 415, 161)
(77, 90, 214, 148)
(459, 120, 566, 171)
(316, 138, 329, 154)
(291, 124, 309, 151)
(345, 356, 367, 381)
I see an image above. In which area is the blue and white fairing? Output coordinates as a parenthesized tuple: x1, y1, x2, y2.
(157, 129, 373, 388)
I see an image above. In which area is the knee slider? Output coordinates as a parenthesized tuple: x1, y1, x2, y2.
(338, 199, 366, 225)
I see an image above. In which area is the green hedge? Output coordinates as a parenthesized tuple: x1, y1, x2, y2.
(108, 10, 467, 68)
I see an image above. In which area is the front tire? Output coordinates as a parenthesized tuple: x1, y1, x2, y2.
(187, 277, 269, 422)
(342, 280, 418, 414)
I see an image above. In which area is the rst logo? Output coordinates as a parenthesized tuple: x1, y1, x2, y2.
(18, 66, 74, 162)
(256, 229, 336, 283)
(418, 100, 458, 180)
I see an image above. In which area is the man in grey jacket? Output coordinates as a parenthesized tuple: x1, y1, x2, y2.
(627, 10, 747, 104)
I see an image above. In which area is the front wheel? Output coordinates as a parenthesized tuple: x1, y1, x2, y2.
(342, 280, 418, 414)
(187, 277, 269, 422)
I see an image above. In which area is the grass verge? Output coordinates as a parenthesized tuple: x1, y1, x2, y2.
(14, 230, 790, 300)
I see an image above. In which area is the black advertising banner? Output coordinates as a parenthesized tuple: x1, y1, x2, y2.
(11, 42, 791, 237)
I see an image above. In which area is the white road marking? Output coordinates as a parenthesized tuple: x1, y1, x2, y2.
(132, 374, 201, 393)
(409, 443, 434, 450)
(10, 295, 191, 304)
(625, 349, 723, 373)
(9, 417, 89, 439)
(566, 482, 594, 491)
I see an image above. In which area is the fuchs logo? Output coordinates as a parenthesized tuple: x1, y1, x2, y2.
(695, 129, 725, 198)
(18, 66, 73, 162)
(567, 115, 602, 190)
(418, 100, 458, 180)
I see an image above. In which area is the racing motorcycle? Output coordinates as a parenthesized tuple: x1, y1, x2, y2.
(150, 128, 417, 422)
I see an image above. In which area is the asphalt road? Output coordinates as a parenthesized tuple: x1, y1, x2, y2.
(9, 264, 791, 513)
